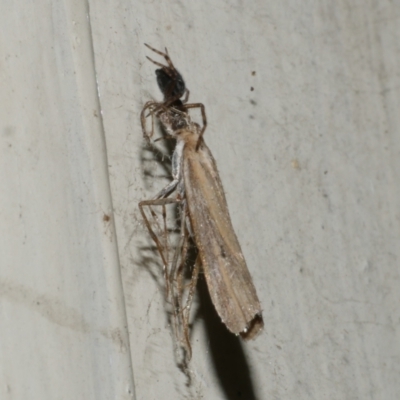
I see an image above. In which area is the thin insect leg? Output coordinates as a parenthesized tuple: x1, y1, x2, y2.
(153, 135, 176, 144)
(150, 204, 171, 268)
(145, 56, 168, 70)
(182, 253, 200, 362)
(170, 233, 185, 343)
(171, 201, 193, 359)
(178, 231, 192, 360)
(153, 176, 180, 200)
(144, 43, 176, 71)
(184, 103, 207, 131)
(151, 138, 183, 200)
(139, 197, 181, 297)
(144, 103, 167, 121)
(146, 93, 189, 118)
(181, 89, 190, 104)
(169, 200, 188, 314)
(144, 102, 171, 120)
(163, 200, 186, 358)
(140, 101, 159, 140)
(141, 101, 170, 139)
(141, 102, 175, 142)
(169, 102, 207, 149)
(182, 103, 207, 150)
(139, 202, 170, 295)
(161, 204, 169, 272)
(151, 107, 155, 139)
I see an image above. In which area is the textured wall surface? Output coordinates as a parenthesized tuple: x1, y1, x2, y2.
(0, 2, 134, 399)
(2, 1, 399, 399)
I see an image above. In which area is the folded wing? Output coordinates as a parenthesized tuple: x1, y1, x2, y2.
(183, 141, 263, 339)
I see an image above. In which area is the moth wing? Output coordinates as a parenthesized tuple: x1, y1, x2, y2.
(183, 143, 263, 339)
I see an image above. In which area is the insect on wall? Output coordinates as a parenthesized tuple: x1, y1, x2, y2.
(139, 44, 264, 369)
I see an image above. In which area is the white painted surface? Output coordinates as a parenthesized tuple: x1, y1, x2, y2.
(2, 0, 399, 399)
(0, 1, 134, 399)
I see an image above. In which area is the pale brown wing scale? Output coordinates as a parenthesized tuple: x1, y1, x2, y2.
(181, 130, 264, 339)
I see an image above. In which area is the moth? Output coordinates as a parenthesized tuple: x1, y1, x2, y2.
(139, 45, 264, 360)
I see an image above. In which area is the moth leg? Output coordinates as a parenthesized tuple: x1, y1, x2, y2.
(170, 200, 193, 361)
(183, 103, 207, 150)
(141, 101, 159, 141)
(141, 196, 191, 364)
(140, 138, 183, 258)
(152, 139, 184, 200)
(139, 197, 181, 297)
(181, 252, 200, 362)
(153, 178, 179, 200)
